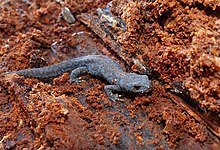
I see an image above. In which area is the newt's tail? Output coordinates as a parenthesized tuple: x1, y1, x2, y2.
(7, 60, 76, 79)
(15, 67, 58, 78)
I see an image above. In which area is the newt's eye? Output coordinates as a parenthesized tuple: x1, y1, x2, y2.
(134, 85, 141, 90)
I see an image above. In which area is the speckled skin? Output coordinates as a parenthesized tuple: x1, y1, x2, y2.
(13, 55, 152, 100)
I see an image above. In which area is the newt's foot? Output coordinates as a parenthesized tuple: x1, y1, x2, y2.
(104, 85, 122, 101)
(70, 77, 83, 84)
(108, 93, 123, 101)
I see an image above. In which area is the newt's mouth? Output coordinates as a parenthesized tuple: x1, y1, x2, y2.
(143, 87, 152, 94)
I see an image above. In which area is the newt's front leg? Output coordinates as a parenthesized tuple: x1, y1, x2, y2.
(104, 85, 122, 101)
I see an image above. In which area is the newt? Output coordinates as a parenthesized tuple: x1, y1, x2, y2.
(8, 55, 152, 100)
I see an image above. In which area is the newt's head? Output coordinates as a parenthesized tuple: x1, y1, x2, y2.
(119, 73, 152, 94)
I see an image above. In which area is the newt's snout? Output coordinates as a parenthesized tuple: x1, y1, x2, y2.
(143, 81, 152, 93)
(134, 79, 152, 94)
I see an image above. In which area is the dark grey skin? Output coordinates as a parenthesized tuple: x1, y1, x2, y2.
(10, 55, 152, 101)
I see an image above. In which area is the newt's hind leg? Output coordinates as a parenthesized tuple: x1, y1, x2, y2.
(70, 67, 88, 84)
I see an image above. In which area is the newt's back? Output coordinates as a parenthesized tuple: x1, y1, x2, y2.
(13, 55, 125, 82)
